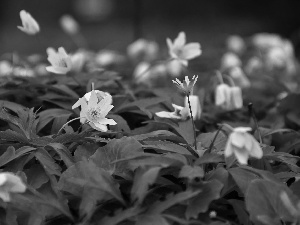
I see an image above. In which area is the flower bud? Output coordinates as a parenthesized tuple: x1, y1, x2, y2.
(220, 52, 242, 70)
(226, 35, 245, 55)
(230, 86, 243, 109)
(17, 10, 40, 35)
(60, 15, 80, 35)
(215, 83, 231, 109)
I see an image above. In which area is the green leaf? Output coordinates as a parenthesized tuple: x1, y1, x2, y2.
(0, 146, 35, 167)
(143, 140, 192, 155)
(178, 165, 204, 180)
(131, 167, 161, 204)
(245, 179, 300, 225)
(35, 148, 61, 176)
(136, 214, 169, 225)
(46, 143, 74, 168)
(185, 180, 223, 219)
(197, 131, 227, 152)
(265, 152, 300, 172)
(99, 206, 142, 225)
(195, 153, 224, 165)
(90, 137, 143, 178)
(148, 190, 200, 214)
(0, 129, 29, 144)
(228, 200, 251, 225)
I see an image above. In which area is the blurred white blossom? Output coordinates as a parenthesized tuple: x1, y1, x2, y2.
(60, 15, 80, 35)
(166, 59, 184, 77)
(0, 172, 26, 202)
(95, 50, 124, 67)
(167, 32, 201, 66)
(70, 51, 86, 72)
(0, 61, 12, 76)
(215, 83, 243, 110)
(127, 39, 159, 62)
(225, 127, 263, 165)
(229, 67, 250, 88)
(46, 47, 72, 74)
(244, 56, 263, 74)
(226, 35, 245, 55)
(221, 52, 242, 70)
(156, 103, 189, 120)
(17, 10, 40, 35)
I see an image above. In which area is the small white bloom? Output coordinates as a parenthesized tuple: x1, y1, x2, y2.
(230, 86, 243, 109)
(95, 50, 124, 67)
(172, 75, 198, 95)
(127, 39, 159, 62)
(77, 90, 116, 131)
(0, 61, 12, 76)
(244, 56, 262, 75)
(225, 127, 263, 165)
(166, 59, 184, 77)
(17, 10, 40, 35)
(226, 35, 245, 55)
(156, 104, 189, 120)
(221, 52, 242, 70)
(0, 172, 26, 202)
(229, 67, 250, 88)
(252, 33, 283, 50)
(184, 95, 201, 120)
(70, 51, 85, 72)
(215, 84, 243, 110)
(167, 32, 201, 66)
(46, 47, 72, 74)
(60, 15, 79, 35)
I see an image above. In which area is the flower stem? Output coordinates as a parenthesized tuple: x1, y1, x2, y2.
(187, 95, 197, 150)
(208, 125, 223, 153)
(216, 70, 224, 83)
(248, 103, 263, 144)
(57, 117, 84, 135)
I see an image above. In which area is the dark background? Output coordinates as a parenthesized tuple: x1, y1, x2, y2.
(1, 0, 300, 59)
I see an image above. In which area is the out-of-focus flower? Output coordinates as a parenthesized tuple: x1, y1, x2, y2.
(46, 47, 72, 74)
(226, 35, 245, 55)
(95, 50, 124, 67)
(127, 39, 159, 63)
(172, 75, 198, 95)
(209, 211, 217, 219)
(134, 62, 167, 86)
(70, 51, 85, 72)
(0, 61, 12, 76)
(184, 95, 201, 120)
(280, 191, 300, 220)
(244, 56, 263, 74)
(17, 10, 40, 35)
(166, 59, 184, 77)
(0, 172, 26, 202)
(13, 67, 35, 77)
(156, 104, 189, 120)
(60, 15, 80, 35)
(221, 52, 242, 70)
(229, 67, 250, 88)
(225, 127, 263, 165)
(252, 33, 283, 50)
(76, 90, 116, 131)
(265, 47, 287, 70)
(167, 32, 201, 66)
(215, 84, 243, 110)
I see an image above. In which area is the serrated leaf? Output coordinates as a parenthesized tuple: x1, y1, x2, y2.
(99, 206, 142, 225)
(131, 167, 161, 204)
(265, 152, 300, 172)
(185, 180, 223, 219)
(35, 148, 61, 176)
(0, 146, 35, 167)
(195, 153, 224, 165)
(52, 131, 89, 144)
(179, 165, 204, 180)
(46, 143, 74, 168)
(0, 129, 29, 144)
(90, 136, 143, 178)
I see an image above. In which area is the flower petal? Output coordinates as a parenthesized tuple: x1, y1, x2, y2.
(88, 90, 98, 108)
(45, 66, 68, 74)
(174, 32, 186, 47)
(90, 122, 108, 132)
(231, 131, 245, 148)
(233, 147, 249, 165)
(224, 135, 234, 157)
(182, 43, 201, 59)
(96, 118, 117, 125)
(249, 136, 263, 159)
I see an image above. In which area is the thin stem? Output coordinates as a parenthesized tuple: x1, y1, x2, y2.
(57, 117, 84, 135)
(216, 70, 224, 84)
(248, 103, 262, 144)
(187, 95, 197, 150)
(208, 125, 223, 153)
(91, 82, 95, 90)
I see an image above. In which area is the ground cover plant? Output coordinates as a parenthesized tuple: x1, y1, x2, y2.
(0, 10, 300, 225)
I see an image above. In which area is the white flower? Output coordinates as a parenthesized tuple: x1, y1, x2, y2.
(0, 172, 26, 202)
(46, 47, 72, 74)
(184, 95, 201, 120)
(172, 75, 198, 95)
(224, 127, 263, 165)
(252, 33, 283, 50)
(70, 51, 85, 72)
(215, 84, 243, 110)
(229, 67, 250, 88)
(17, 10, 40, 35)
(244, 56, 263, 75)
(156, 104, 189, 120)
(60, 15, 79, 35)
(0, 61, 12, 76)
(167, 32, 201, 66)
(166, 60, 184, 77)
(95, 50, 124, 67)
(226, 35, 245, 55)
(221, 52, 242, 70)
(77, 90, 116, 131)
(127, 39, 159, 62)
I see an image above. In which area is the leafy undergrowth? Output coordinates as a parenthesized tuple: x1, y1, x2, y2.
(0, 14, 300, 225)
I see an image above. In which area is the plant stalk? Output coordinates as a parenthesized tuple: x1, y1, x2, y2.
(187, 95, 197, 150)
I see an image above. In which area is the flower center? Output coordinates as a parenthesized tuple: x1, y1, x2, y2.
(88, 107, 102, 121)
(58, 59, 67, 68)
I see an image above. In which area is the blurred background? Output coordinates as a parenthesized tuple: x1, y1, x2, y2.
(1, 0, 300, 61)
